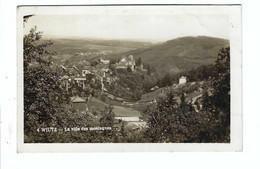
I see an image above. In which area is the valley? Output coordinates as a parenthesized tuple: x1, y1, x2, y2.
(24, 31, 230, 143)
(44, 36, 227, 134)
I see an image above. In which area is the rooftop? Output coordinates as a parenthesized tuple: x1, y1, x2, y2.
(71, 96, 86, 103)
(74, 77, 87, 81)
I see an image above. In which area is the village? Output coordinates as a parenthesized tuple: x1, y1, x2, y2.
(55, 54, 206, 133)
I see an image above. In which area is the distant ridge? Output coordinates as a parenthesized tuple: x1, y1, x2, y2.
(42, 34, 160, 44)
(118, 36, 229, 78)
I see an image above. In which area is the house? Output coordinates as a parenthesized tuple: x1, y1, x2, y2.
(100, 58, 110, 64)
(122, 101, 134, 107)
(59, 75, 72, 93)
(82, 69, 93, 76)
(70, 96, 86, 112)
(115, 62, 127, 69)
(113, 105, 142, 122)
(66, 66, 81, 76)
(74, 77, 86, 89)
(150, 86, 159, 91)
(60, 65, 67, 70)
(75, 52, 84, 56)
(101, 68, 109, 73)
(179, 76, 187, 84)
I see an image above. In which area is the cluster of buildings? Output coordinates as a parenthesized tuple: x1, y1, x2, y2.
(114, 55, 145, 72)
(115, 55, 136, 71)
(59, 54, 149, 131)
(59, 57, 114, 94)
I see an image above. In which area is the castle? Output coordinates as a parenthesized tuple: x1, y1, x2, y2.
(115, 55, 136, 71)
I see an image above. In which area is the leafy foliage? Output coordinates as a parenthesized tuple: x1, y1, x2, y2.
(157, 64, 215, 88)
(24, 25, 64, 142)
(99, 105, 115, 127)
(200, 47, 230, 142)
(136, 57, 142, 66)
(144, 92, 212, 143)
(144, 47, 230, 143)
(23, 26, 55, 70)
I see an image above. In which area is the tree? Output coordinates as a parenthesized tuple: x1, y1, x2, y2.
(23, 26, 55, 70)
(161, 73, 172, 86)
(90, 59, 99, 67)
(23, 17, 64, 142)
(120, 122, 127, 137)
(144, 92, 181, 142)
(147, 64, 151, 76)
(144, 91, 214, 143)
(108, 61, 115, 71)
(136, 57, 142, 66)
(99, 105, 115, 127)
(127, 65, 132, 72)
(212, 47, 230, 113)
(180, 93, 188, 110)
(201, 47, 230, 142)
(156, 79, 162, 87)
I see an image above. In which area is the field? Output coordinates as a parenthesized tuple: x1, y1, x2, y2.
(113, 105, 142, 117)
(41, 37, 154, 64)
(87, 97, 142, 119)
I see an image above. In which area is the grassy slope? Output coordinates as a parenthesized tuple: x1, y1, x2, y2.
(113, 105, 142, 117)
(87, 97, 142, 118)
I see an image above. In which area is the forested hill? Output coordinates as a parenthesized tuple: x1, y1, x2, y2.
(119, 36, 229, 78)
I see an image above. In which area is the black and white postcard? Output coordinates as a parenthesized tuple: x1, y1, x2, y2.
(17, 5, 242, 152)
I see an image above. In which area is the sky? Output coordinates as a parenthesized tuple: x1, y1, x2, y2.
(23, 7, 230, 42)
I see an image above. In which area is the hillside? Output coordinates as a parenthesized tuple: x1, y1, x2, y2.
(41, 37, 154, 64)
(45, 38, 154, 54)
(118, 36, 229, 78)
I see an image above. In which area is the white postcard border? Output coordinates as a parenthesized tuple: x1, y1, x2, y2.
(17, 5, 242, 152)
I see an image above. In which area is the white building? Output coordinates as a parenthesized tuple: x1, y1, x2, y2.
(179, 76, 187, 84)
(74, 77, 86, 89)
(150, 86, 159, 91)
(82, 69, 93, 76)
(100, 58, 110, 64)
